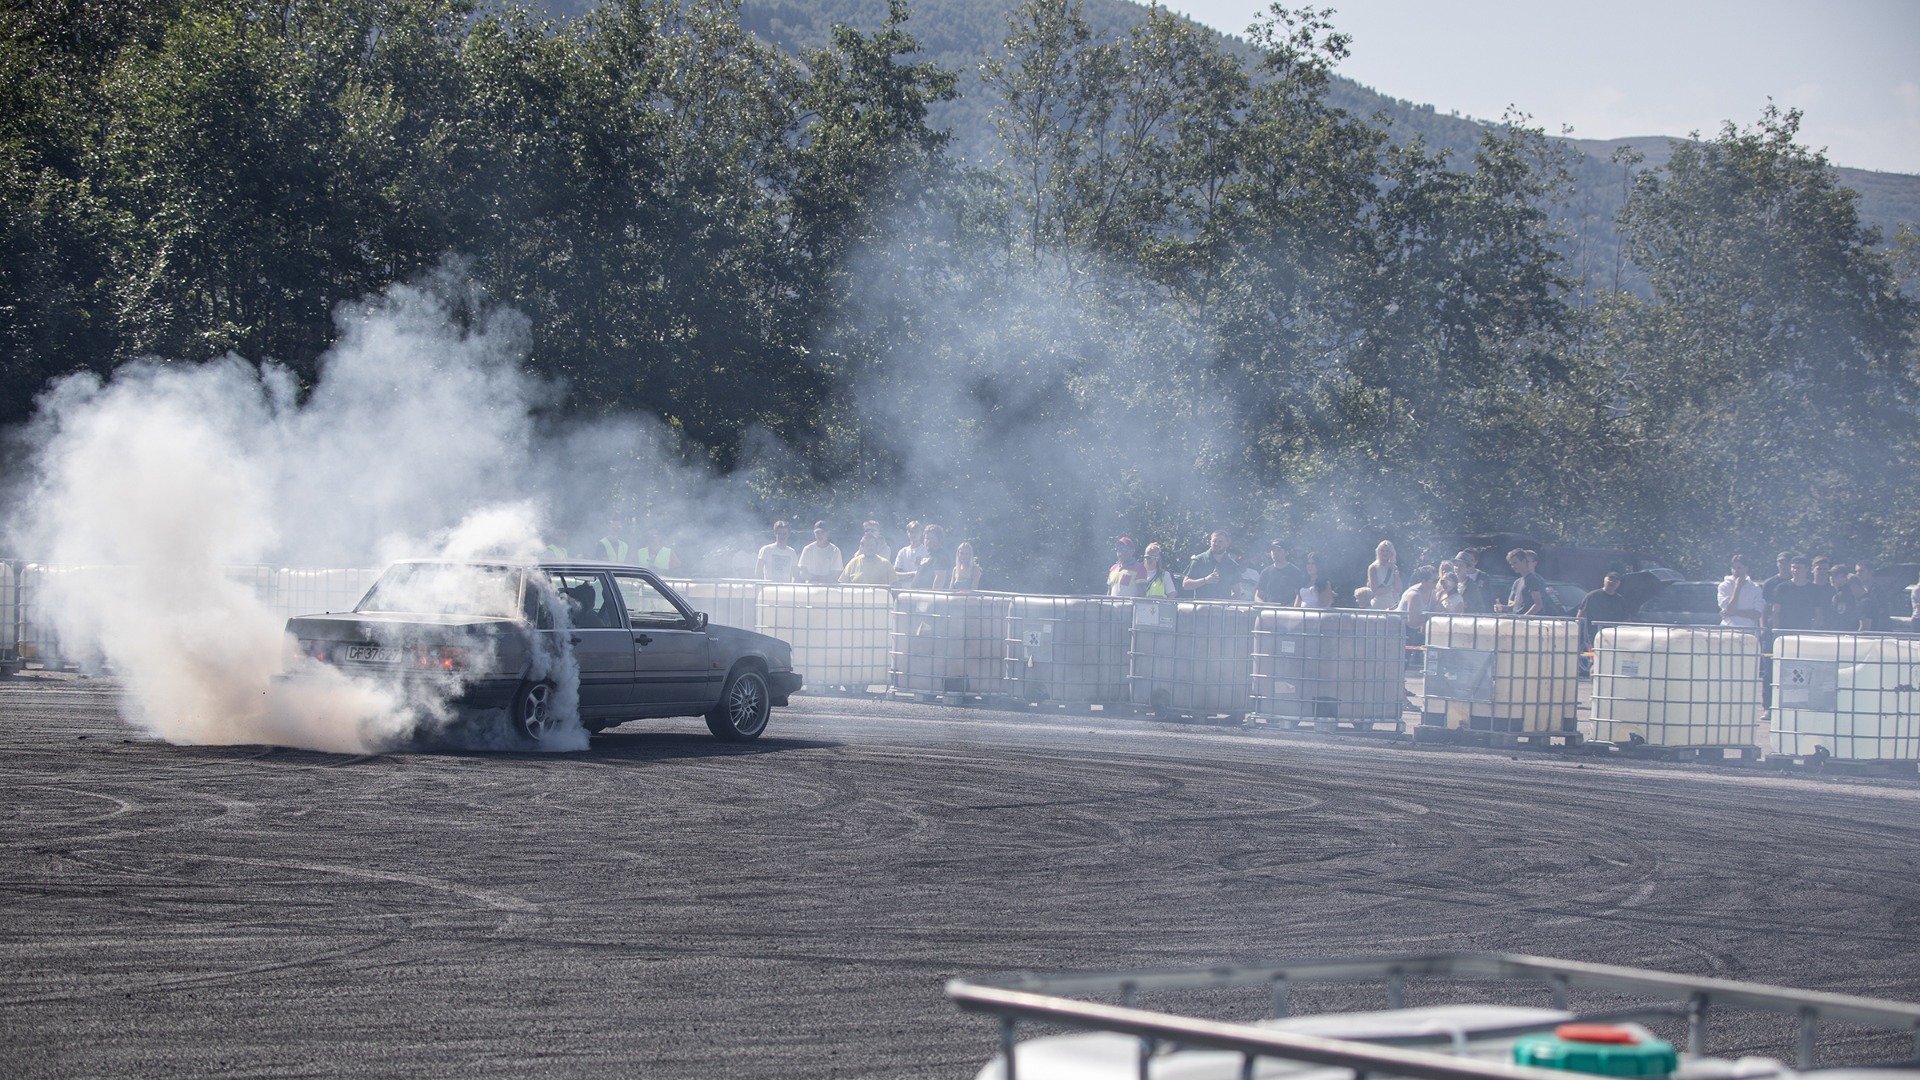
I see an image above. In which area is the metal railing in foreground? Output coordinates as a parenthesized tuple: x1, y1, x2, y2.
(948, 952, 1920, 1080)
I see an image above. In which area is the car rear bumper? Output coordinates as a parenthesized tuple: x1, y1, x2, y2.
(271, 671, 523, 709)
(769, 670, 802, 705)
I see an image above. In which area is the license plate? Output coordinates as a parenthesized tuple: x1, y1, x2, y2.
(345, 644, 402, 663)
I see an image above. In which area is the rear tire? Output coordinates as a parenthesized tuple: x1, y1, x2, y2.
(513, 680, 558, 741)
(706, 666, 771, 742)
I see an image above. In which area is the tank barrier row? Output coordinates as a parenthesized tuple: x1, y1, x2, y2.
(3, 566, 1915, 766)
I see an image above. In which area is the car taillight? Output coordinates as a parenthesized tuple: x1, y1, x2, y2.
(297, 639, 329, 663)
(414, 645, 470, 672)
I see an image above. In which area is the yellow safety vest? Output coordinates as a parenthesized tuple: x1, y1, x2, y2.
(600, 538, 628, 562)
(637, 546, 670, 570)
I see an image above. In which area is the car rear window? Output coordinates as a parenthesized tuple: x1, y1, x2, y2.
(357, 563, 523, 618)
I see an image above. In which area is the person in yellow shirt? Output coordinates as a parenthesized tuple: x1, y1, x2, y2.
(838, 534, 896, 585)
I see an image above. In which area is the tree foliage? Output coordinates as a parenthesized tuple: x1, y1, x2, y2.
(2, 0, 1913, 582)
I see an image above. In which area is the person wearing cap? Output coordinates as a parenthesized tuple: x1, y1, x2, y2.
(797, 521, 843, 585)
(1256, 539, 1306, 606)
(1107, 537, 1147, 597)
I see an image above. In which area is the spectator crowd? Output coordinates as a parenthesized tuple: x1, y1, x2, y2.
(566, 519, 1920, 643)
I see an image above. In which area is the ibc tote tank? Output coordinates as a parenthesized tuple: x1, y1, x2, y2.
(1771, 632, 1920, 761)
(1420, 614, 1579, 734)
(1003, 595, 1131, 705)
(0, 561, 17, 667)
(1128, 600, 1257, 718)
(759, 584, 891, 691)
(667, 579, 759, 633)
(275, 568, 380, 619)
(1250, 607, 1404, 727)
(891, 591, 1013, 697)
(1590, 625, 1762, 750)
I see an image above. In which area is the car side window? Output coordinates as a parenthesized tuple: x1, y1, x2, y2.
(550, 572, 617, 629)
(614, 574, 686, 627)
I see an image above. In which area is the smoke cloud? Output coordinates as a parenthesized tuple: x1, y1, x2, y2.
(6, 263, 745, 753)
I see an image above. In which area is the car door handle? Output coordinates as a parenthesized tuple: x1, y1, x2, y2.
(569, 635, 583, 645)
(633, 634, 653, 647)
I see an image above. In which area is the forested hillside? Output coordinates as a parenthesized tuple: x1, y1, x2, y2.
(4, 0, 1915, 589)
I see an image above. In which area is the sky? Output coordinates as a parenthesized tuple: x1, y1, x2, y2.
(1161, 0, 1920, 176)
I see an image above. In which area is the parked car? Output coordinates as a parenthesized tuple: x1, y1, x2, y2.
(279, 559, 801, 742)
(1629, 579, 1723, 627)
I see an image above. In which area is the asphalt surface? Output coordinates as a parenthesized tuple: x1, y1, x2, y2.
(4, 672, 1920, 1078)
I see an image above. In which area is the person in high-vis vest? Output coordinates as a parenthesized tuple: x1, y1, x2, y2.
(598, 520, 630, 563)
(635, 533, 678, 572)
(1139, 542, 1178, 597)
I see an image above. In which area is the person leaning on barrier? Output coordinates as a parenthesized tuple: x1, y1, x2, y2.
(1396, 566, 1438, 656)
(838, 534, 895, 585)
(1182, 530, 1240, 600)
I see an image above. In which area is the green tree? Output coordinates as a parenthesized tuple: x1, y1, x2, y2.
(1602, 106, 1919, 562)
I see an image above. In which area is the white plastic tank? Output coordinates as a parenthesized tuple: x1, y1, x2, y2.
(1128, 600, 1257, 718)
(890, 591, 1012, 696)
(274, 567, 380, 620)
(1772, 632, 1920, 761)
(758, 584, 891, 691)
(1003, 595, 1131, 705)
(1250, 607, 1404, 726)
(1590, 625, 1762, 749)
(1420, 614, 1579, 734)
(0, 561, 17, 665)
(16, 563, 126, 669)
(665, 579, 759, 632)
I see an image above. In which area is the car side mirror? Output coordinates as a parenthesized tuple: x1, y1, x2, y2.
(693, 611, 708, 631)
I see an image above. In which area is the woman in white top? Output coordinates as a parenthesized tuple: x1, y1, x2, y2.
(1295, 551, 1334, 608)
(950, 541, 983, 592)
(1435, 568, 1467, 613)
(1365, 540, 1402, 611)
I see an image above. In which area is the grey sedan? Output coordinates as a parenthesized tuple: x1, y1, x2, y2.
(281, 560, 801, 742)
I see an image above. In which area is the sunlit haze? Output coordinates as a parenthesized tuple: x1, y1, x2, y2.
(1162, 0, 1920, 175)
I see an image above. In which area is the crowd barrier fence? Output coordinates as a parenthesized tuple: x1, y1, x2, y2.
(9, 565, 1917, 764)
(1420, 614, 1581, 735)
(1250, 607, 1406, 729)
(1772, 632, 1920, 762)
(1591, 625, 1763, 752)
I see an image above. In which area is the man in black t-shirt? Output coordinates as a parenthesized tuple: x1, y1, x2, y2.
(1577, 572, 1635, 650)
(1256, 540, 1307, 605)
(1769, 556, 1825, 632)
